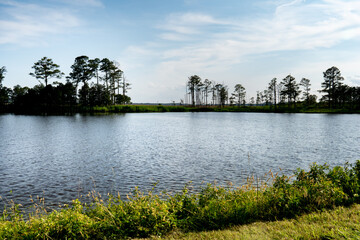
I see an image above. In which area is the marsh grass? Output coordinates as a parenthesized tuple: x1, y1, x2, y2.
(88, 104, 360, 114)
(1, 161, 360, 239)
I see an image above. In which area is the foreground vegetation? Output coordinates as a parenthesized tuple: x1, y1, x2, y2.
(2, 161, 360, 239)
(163, 204, 360, 239)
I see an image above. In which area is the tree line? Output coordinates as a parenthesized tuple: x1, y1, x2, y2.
(185, 66, 360, 110)
(0, 56, 131, 112)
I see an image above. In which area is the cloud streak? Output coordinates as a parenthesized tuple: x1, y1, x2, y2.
(128, 0, 360, 101)
(158, 12, 232, 42)
(157, 0, 360, 66)
(0, 1, 87, 45)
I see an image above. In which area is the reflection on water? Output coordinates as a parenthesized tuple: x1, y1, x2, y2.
(0, 112, 359, 208)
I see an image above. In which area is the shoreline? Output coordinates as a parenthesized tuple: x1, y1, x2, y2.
(1, 104, 360, 115)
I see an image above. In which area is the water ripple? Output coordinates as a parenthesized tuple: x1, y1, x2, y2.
(0, 112, 359, 209)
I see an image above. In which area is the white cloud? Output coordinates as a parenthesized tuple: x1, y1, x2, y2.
(133, 0, 360, 101)
(163, 2, 357, 64)
(158, 12, 230, 41)
(157, 0, 360, 61)
(0, 1, 83, 45)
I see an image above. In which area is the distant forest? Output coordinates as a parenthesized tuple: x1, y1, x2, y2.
(185, 66, 360, 110)
(0, 56, 131, 113)
(1, 60, 360, 113)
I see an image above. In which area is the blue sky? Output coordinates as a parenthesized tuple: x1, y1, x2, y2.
(1, 0, 360, 103)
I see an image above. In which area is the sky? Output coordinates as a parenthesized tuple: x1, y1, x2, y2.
(1, 0, 360, 103)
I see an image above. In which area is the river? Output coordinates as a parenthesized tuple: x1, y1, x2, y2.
(0, 112, 359, 209)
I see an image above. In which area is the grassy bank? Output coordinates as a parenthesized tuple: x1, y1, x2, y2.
(1, 161, 360, 239)
(162, 204, 360, 239)
(4, 103, 360, 114)
(87, 104, 360, 114)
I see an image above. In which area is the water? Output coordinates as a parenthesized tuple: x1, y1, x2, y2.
(0, 112, 359, 209)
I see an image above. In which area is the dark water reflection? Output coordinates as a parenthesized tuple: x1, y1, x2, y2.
(0, 112, 359, 209)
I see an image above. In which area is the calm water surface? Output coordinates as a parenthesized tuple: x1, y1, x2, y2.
(0, 112, 359, 208)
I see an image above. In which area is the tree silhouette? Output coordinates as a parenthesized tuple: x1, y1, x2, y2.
(281, 75, 301, 107)
(29, 57, 64, 86)
(232, 84, 246, 106)
(88, 58, 101, 85)
(0, 66, 6, 86)
(268, 78, 277, 109)
(320, 66, 344, 108)
(68, 56, 93, 88)
(300, 78, 311, 105)
(203, 79, 212, 106)
(219, 85, 228, 107)
(187, 75, 202, 106)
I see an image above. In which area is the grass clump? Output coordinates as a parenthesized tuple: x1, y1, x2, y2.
(1, 161, 360, 239)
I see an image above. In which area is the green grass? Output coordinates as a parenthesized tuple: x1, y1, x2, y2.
(87, 104, 360, 114)
(90, 105, 188, 113)
(2, 161, 360, 239)
(161, 204, 360, 239)
(6, 103, 360, 114)
(90, 104, 218, 113)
